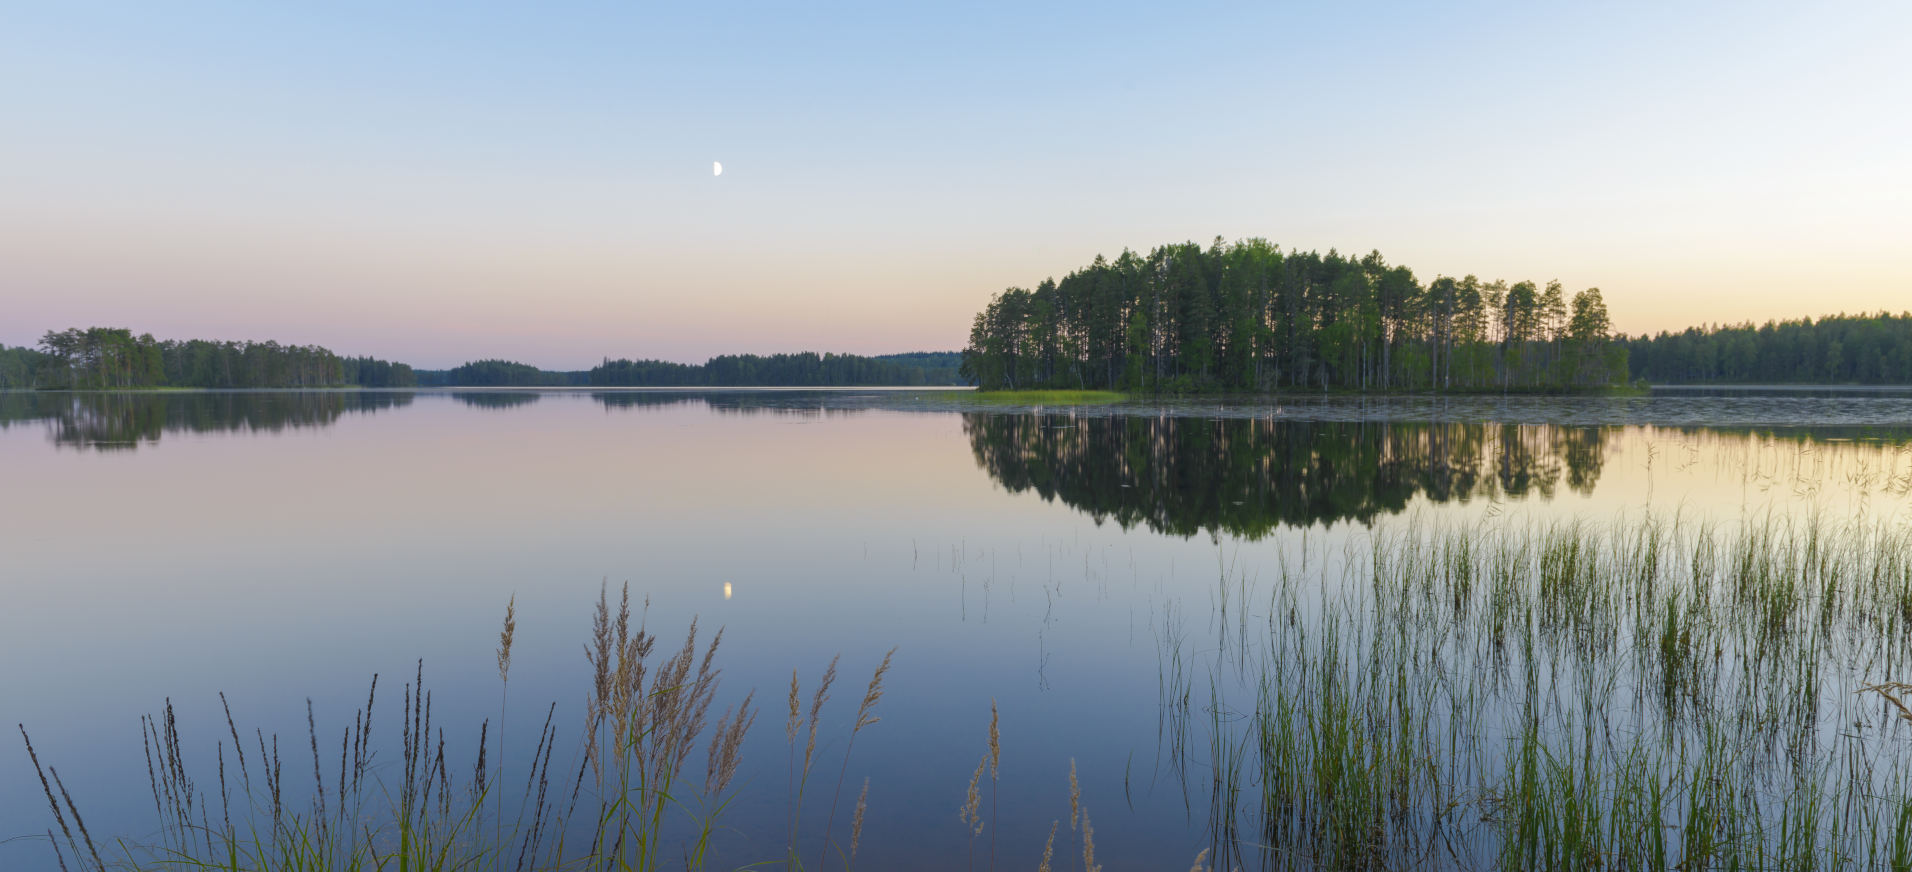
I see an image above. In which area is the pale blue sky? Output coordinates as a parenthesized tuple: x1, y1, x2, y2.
(2, 1, 1907, 368)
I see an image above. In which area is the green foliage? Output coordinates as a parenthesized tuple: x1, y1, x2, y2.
(1626, 311, 1912, 384)
(961, 240, 1626, 393)
(0, 343, 50, 388)
(417, 359, 581, 387)
(592, 351, 967, 387)
(31, 327, 415, 389)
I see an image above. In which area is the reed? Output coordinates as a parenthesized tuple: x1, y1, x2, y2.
(16, 586, 827, 872)
(1164, 509, 1912, 869)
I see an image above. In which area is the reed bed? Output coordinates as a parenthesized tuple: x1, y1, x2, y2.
(1172, 509, 1912, 870)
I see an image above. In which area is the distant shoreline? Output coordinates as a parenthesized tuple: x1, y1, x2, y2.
(1651, 384, 1912, 393)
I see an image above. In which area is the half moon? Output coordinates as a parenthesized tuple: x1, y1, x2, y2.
(713, 161, 723, 177)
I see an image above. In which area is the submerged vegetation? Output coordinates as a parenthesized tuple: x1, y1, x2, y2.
(961, 239, 1627, 394)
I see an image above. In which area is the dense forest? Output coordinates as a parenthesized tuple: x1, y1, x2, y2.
(18, 327, 415, 389)
(415, 359, 587, 387)
(590, 351, 964, 387)
(961, 238, 1627, 393)
(0, 344, 49, 389)
(1625, 313, 1912, 385)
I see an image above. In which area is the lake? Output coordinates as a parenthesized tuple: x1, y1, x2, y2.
(7, 388, 1912, 870)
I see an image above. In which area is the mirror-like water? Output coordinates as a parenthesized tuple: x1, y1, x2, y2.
(6, 389, 1912, 869)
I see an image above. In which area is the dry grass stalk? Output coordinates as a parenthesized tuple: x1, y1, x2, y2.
(819, 650, 898, 872)
(987, 698, 999, 869)
(961, 754, 986, 835)
(1860, 681, 1912, 723)
(855, 648, 896, 732)
(1037, 820, 1057, 872)
(1081, 807, 1099, 872)
(1189, 847, 1210, 872)
(705, 690, 757, 796)
(1068, 758, 1081, 831)
(586, 583, 615, 776)
(987, 699, 1000, 779)
(497, 595, 516, 682)
(786, 669, 801, 745)
(850, 778, 869, 863)
(786, 655, 839, 864)
(803, 655, 840, 779)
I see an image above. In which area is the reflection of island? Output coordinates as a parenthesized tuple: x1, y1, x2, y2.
(0, 391, 413, 451)
(590, 392, 705, 411)
(589, 391, 870, 417)
(965, 414, 1612, 536)
(452, 391, 542, 410)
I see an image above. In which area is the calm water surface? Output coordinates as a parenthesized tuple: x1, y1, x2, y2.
(5, 389, 1912, 868)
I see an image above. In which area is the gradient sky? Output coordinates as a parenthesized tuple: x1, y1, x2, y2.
(3, 1, 1907, 369)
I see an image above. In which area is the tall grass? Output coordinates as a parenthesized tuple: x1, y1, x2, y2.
(1171, 509, 1912, 869)
(25, 511, 1912, 869)
(19, 582, 891, 872)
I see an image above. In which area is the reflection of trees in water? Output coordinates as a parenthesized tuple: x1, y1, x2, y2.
(591, 392, 706, 411)
(452, 392, 543, 410)
(589, 391, 871, 418)
(0, 391, 414, 451)
(965, 414, 1615, 537)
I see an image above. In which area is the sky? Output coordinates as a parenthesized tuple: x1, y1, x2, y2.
(2, 1, 1908, 369)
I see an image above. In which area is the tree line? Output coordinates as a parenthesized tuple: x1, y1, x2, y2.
(415, 359, 586, 387)
(961, 238, 1627, 393)
(19, 327, 415, 389)
(1624, 312, 1912, 385)
(590, 351, 964, 387)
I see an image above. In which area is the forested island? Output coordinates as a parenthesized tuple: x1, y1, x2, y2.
(960, 238, 1628, 393)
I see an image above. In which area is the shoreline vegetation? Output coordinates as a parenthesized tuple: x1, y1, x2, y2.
(0, 333, 967, 391)
(9, 298, 1912, 396)
(22, 511, 1912, 870)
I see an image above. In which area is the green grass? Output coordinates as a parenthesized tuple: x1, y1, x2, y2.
(1175, 510, 1912, 870)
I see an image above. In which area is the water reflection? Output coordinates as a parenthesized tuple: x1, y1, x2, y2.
(965, 414, 1615, 535)
(0, 391, 414, 450)
(452, 391, 543, 410)
(590, 390, 873, 417)
(590, 391, 704, 411)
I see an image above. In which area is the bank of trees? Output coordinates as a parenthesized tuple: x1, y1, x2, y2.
(961, 239, 1627, 393)
(416, 359, 584, 387)
(0, 345, 49, 388)
(1625, 313, 1912, 385)
(590, 351, 964, 387)
(27, 327, 415, 389)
